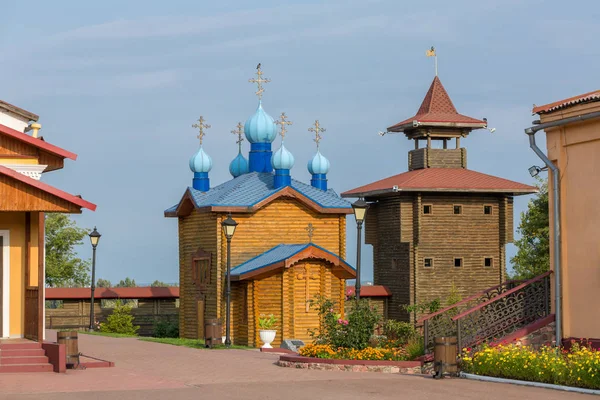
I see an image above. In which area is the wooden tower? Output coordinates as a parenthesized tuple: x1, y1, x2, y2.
(342, 76, 536, 322)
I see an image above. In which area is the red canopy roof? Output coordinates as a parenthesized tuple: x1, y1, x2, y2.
(388, 77, 486, 132)
(0, 165, 96, 211)
(533, 90, 600, 115)
(342, 168, 536, 198)
(346, 286, 391, 297)
(46, 287, 179, 299)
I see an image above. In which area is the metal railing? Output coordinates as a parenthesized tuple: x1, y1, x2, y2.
(420, 279, 524, 351)
(453, 271, 552, 352)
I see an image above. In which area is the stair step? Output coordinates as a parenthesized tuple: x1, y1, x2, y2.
(0, 356, 49, 365)
(0, 348, 45, 357)
(0, 343, 41, 350)
(0, 364, 53, 373)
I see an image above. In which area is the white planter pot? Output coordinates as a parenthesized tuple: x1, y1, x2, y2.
(259, 330, 277, 349)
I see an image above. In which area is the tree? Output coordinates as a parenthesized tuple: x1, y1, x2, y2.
(45, 213, 91, 287)
(115, 277, 137, 287)
(96, 279, 112, 288)
(150, 280, 169, 287)
(511, 177, 550, 280)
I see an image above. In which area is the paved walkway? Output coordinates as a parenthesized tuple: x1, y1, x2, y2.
(0, 331, 594, 399)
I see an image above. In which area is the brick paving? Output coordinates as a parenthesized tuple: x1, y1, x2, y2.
(0, 331, 594, 400)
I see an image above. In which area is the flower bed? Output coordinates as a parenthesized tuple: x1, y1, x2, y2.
(277, 354, 423, 374)
(299, 343, 411, 361)
(461, 342, 600, 390)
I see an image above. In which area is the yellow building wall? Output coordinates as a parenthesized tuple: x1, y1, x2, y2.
(543, 102, 600, 339)
(0, 212, 41, 337)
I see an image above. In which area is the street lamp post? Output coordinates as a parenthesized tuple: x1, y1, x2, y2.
(221, 213, 238, 347)
(88, 227, 101, 331)
(352, 199, 369, 300)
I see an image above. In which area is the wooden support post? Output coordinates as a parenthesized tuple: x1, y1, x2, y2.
(414, 139, 419, 150)
(456, 137, 461, 149)
(37, 212, 45, 342)
(427, 136, 432, 149)
(443, 139, 447, 149)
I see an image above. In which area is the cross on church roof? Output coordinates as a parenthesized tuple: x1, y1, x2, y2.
(308, 120, 326, 149)
(305, 223, 314, 242)
(192, 116, 211, 146)
(275, 112, 292, 140)
(231, 122, 244, 152)
(248, 63, 271, 100)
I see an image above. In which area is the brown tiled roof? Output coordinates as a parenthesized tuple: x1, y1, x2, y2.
(46, 287, 179, 299)
(533, 90, 600, 115)
(346, 286, 391, 297)
(388, 77, 486, 132)
(341, 168, 537, 197)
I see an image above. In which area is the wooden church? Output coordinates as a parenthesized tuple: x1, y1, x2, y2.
(165, 67, 355, 347)
(342, 74, 536, 322)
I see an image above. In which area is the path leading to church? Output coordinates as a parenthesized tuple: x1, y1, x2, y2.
(0, 331, 593, 400)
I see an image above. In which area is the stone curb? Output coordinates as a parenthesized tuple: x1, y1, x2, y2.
(460, 372, 600, 396)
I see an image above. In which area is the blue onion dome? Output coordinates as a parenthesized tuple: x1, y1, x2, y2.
(229, 152, 249, 177)
(307, 150, 330, 175)
(189, 147, 213, 173)
(272, 144, 295, 170)
(244, 101, 277, 144)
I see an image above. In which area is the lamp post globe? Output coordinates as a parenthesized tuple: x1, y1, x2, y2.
(88, 227, 101, 331)
(351, 199, 369, 300)
(221, 214, 237, 347)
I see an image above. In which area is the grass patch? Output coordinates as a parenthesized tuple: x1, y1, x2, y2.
(139, 337, 253, 350)
(77, 330, 137, 338)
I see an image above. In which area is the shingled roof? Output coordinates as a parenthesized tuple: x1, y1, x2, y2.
(342, 168, 537, 198)
(533, 89, 600, 115)
(230, 243, 355, 280)
(165, 172, 352, 217)
(387, 77, 487, 132)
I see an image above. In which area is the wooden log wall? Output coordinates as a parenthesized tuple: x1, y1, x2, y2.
(178, 211, 218, 339)
(45, 298, 179, 336)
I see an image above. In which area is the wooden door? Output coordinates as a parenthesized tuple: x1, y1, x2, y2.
(293, 262, 321, 343)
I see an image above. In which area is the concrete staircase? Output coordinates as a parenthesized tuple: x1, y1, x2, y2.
(0, 341, 53, 373)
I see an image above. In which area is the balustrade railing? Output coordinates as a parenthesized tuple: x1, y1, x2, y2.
(420, 279, 523, 351)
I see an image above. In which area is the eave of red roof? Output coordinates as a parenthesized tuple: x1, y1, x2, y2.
(46, 287, 180, 300)
(341, 168, 537, 197)
(387, 76, 486, 132)
(533, 90, 600, 115)
(0, 123, 77, 161)
(346, 286, 391, 297)
(0, 165, 96, 211)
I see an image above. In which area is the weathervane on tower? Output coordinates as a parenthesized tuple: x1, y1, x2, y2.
(275, 112, 292, 140)
(426, 46, 438, 76)
(192, 116, 211, 146)
(308, 120, 326, 149)
(248, 63, 271, 100)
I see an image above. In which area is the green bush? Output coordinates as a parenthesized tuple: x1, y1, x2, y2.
(99, 300, 140, 335)
(309, 296, 381, 350)
(405, 336, 425, 359)
(382, 320, 418, 345)
(153, 319, 179, 338)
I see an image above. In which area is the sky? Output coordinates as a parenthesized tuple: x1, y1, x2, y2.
(0, 0, 597, 285)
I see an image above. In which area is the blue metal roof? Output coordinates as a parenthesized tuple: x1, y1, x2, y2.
(230, 243, 354, 277)
(165, 172, 352, 213)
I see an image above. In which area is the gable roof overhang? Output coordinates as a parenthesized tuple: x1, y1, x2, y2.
(231, 243, 356, 281)
(533, 90, 600, 115)
(165, 185, 353, 218)
(0, 100, 39, 122)
(0, 165, 96, 212)
(0, 123, 77, 172)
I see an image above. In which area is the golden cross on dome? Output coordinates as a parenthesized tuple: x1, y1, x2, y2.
(231, 122, 244, 151)
(192, 116, 211, 146)
(275, 112, 292, 140)
(308, 120, 326, 149)
(248, 63, 271, 100)
(305, 223, 315, 243)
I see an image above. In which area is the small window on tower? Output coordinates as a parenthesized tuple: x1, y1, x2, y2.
(454, 258, 463, 268)
(484, 205, 493, 215)
(453, 205, 462, 215)
(424, 258, 433, 268)
(423, 205, 432, 214)
(484, 258, 493, 267)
